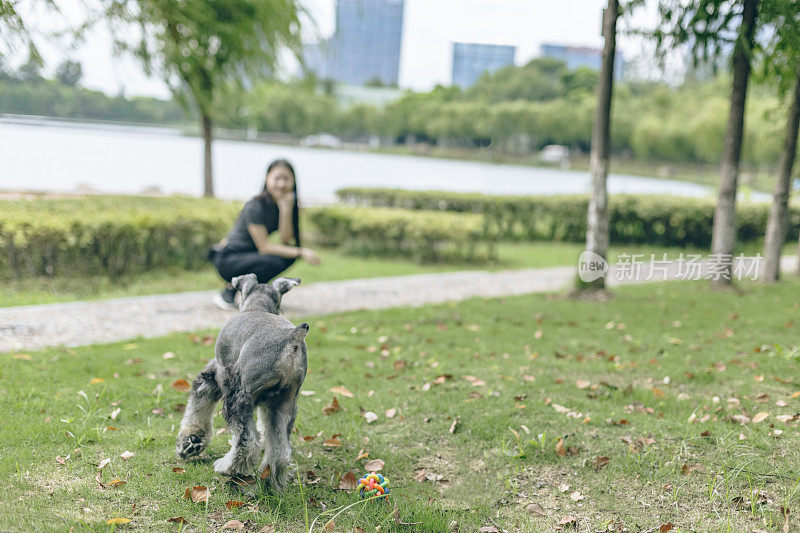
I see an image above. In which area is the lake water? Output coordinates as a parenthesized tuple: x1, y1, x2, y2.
(0, 119, 755, 204)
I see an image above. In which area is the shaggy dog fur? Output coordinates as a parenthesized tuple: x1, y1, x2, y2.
(175, 274, 308, 490)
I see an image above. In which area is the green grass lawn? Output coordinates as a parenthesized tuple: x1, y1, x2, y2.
(3, 280, 800, 531)
(4, 240, 792, 308)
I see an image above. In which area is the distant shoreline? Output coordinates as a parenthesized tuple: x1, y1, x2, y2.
(0, 114, 775, 201)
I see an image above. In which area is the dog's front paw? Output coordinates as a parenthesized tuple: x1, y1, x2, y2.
(271, 461, 296, 491)
(213, 454, 236, 476)
(176, 432, 207, 459)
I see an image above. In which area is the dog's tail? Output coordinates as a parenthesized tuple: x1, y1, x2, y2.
(192, 361, 221, 401)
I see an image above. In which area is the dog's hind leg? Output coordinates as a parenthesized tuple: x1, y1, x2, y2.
(213, 373, 260, 477)
(256, 405, 273, 478)
(176, 360, 221, 459)
(263, 395, 298, 490)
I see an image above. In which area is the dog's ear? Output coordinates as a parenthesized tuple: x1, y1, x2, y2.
(272, 277, 301, 295)
(231, 273, 258, 296)
(291, 322, 309, 342)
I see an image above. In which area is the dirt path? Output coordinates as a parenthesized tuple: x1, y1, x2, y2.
(1, 256, 794, 352)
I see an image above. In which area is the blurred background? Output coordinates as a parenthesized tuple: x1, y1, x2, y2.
(0, 0, 783, 202)
(1, 0, 798, 303)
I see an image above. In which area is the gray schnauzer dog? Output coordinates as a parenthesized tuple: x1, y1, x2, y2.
(175, 273, 308, 490)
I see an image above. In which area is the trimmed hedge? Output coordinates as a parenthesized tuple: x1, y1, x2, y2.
(337, 188, 800, 248)
(0, 196, 498, 280)
(303, 206, 496, 263)
(0, 196, 241, 279)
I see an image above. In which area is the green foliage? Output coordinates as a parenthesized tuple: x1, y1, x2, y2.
(0, 196, 240, 279)
(54, 59, 82, 87)
(466, 57, 598, 102)
(0, 0, 36, 60)
(0, 77, 186, 123)
(758, 0, 800, 95)
(337, 187, 800, 247)
(304, 206, 497, 264)
(102, 0, 303, 119)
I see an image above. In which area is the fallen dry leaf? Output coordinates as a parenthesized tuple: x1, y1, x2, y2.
(222, 520, 244, 530)
(569, 491, 584, 502)
(323, 437, 342, 447)
(659, 524, 675, 532)
(557, 515, 577, 528)
(355, 449, 369, 461)
(752, 412, 769, 423)
(171, 379, 191, 392)
(228, 475, 257, 486)
(106, 518, 130, 525)
(449, 416, 461, 434)
(225, 500, 245, 510)
(591, 456, 610, 469)
(479, 527, 499, 533)
(172, 467, 185, 473)
(107, 478, 126, 488)
(558, 483, 570, 493)
(330, 386, 354, 398)
(120, 451, 134, 460)
(55, 455, 66, 466)
(526, 502, 546, 516)
(98, 458, 111, 470)
(324, 519, 335, 532)
(258, 526, 276, 533)
(184, 485, 209, 503)
(555, 438, 566, 458)
(364, 411, 378, 424)
(162, 351, 175, 359)
(576, 379, 590, 389)
(90, 378, 105, 384)
(322, 397, 341, 415)
(413, 469, 427, 482)
(386, 408, 397, 418)
(300, 390, 315, 396)
(338, 472, 358, 490)
(167, 517, 187, 524)
(261, 464, 271, 480)
(732, 414, 751, 424)
(364, 459, 385, 471)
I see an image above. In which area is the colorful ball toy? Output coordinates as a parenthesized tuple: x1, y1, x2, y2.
(357, 472, 390, 500)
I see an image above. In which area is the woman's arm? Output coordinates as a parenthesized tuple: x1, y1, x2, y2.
(247, 224, 300, 258)
(246, 223, 320, 264)
(277, 199, 295, 245)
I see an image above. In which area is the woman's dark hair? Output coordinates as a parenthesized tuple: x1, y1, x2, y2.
(255, 159, 300, 247)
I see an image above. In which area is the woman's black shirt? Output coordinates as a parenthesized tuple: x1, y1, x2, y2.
(224, 199, 279, 252)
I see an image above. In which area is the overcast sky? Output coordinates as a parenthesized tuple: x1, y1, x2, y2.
(19, 0, 659, 99)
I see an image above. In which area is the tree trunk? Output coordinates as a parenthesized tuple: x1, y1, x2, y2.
(584, 0, 619, 289)
(202, 113, 214, 198)
(709, 0, 758, 288)
(763, 70, 800, 282)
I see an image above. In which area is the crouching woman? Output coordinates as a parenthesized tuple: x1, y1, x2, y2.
(211, 159, 321, 309)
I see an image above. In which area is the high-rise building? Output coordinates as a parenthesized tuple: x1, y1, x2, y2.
(540, 43, 625, 79)
(304, 0, 405, 86)
(451, 42, 516, 88)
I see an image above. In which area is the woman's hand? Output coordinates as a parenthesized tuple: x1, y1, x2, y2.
(299, 247, 321, 265)
(276, 191, 295, 211)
